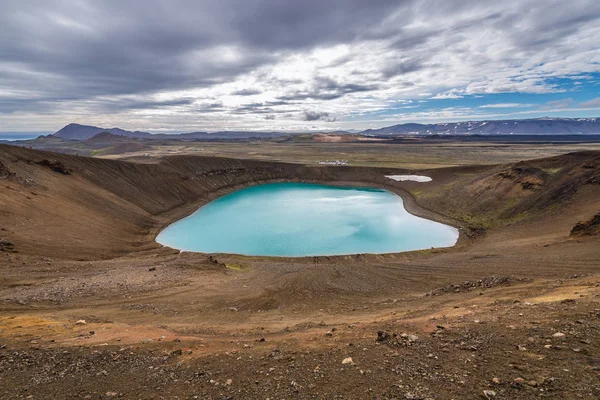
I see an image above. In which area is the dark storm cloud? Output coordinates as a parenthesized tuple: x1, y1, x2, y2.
(381, 59, 425, 79)
(232, 89, 263, 96)
(193, 101, 226, 113)
(490, 2, 600, 51)
(232, 101, 299, 115)
(106, 98, 196, 111)
(0, 0, 404, 108)
(232, 102, 271, 114)
(303, 111, 336, 122)
(227, 0, 408, 50)
(278, 77, 380, 101)
(0, 95, 195, 114)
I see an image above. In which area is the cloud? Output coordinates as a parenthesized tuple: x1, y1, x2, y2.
(194, 101, 225, 113)
(232, 88, 262, 96)
(0, 0, 599, 131)
(277, 77, 380, 101)
(542, 98, 576, 110)
(303, 111, 337, 122)
(479, 103, 535, 108)
(380, 59, 425, 78)
(579, 98, 600, 108)
(430, 90, 465, 100)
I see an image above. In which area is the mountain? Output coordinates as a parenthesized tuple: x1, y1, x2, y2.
(53, 123, 154, 140)
(361, 117, 600, 136)
(53, 117, 600, 141)
(52, 123, 292, 141)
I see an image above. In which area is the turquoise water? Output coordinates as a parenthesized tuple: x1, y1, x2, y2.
(156, 183, 459, 257)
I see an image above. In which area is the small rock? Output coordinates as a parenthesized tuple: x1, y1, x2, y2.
(148, 267, 156, 271)
(75, 320, 86, 325)
(407, 334, 419, 342)
(342, 357, 354, 365)
(376, 331, 389, 342)
(491, 377, 500, 384)
(483, 390, 496, 398)
(105, 393, 118, 398)
(140, 338, 153, 343)
(225, 379, 233, 386)
(527, 380, 538, 387)
(513, 377, 525, 385)
(552, 332, 565, 338)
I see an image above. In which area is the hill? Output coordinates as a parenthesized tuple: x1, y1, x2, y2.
(0, 144, 598, 257)
(85, 131, 142, 143)
(52, 123, 294, 141)
(53, 123, 154, 140)
(362, 117, 600, 136)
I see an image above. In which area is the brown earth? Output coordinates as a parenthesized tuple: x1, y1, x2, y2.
(0, 144, 599, 399)
(571, 213, 600, 237)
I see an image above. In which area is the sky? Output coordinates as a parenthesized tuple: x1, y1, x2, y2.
(0, 0, 600, 133)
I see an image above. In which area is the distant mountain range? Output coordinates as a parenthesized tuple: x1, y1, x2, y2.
(53, 124, 153, 140)
(49, 118, 600, 141)
(362, 117, 600, 136)
(52, 123, 292, 141)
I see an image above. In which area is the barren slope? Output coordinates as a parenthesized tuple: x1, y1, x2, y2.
(1, 145, 599, 399)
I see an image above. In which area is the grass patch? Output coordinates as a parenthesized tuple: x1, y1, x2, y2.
(226, 264, 249, 271)
(542, 167, 562, 175)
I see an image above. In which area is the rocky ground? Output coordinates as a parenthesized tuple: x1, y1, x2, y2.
(1, 273, 599, 399)
(0, 145, 599, 399)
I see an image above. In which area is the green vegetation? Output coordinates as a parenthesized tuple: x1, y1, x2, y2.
(542, 167, 563, 175)
(226, 263, 249, 271)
